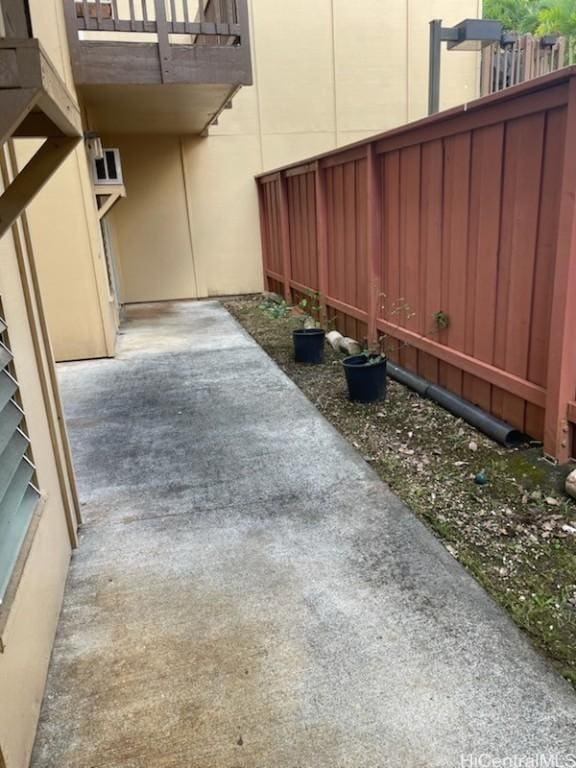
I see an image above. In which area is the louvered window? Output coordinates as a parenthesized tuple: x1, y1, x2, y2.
(0, 304, 40, 606)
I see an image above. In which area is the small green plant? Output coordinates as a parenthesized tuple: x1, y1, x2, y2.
(298, 290, 322, 326)
(259, 295, 290, 320)
(433, 310, 450, 331)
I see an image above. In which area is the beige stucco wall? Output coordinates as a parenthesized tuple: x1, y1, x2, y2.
(19, 0, 118, 362)
(103, 135, 198, 303)
(0, 216, 74, 768)
(109, 0, 482, 304)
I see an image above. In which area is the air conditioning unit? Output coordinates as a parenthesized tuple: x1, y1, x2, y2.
(92, 148, 123, 186)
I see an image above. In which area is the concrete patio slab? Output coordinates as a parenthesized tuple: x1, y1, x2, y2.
(32, 301, 576, 768)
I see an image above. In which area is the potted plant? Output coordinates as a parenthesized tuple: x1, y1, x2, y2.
(342, 352, 387, 403)
(292, 291, 326, 364)
(342, 296, 416, 403)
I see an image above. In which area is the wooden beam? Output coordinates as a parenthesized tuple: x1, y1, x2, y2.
(0, 39, 82, 138)
(0, 88, 38, 146)
(154, 0, 173, 83)
(97, 191, 123, 220)
(1, 0, 32, 38)
(265, 268, 284, 283)
(0, 137, 79, 239)
(567, 401, 576, 425)
(325, 295, 369, 324)
(376, 318, 546, 408)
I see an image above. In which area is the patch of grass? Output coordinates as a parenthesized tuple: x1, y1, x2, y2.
(225, 296, 576, 687)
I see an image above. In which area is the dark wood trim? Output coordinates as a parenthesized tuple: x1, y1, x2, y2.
(259, 172, 280, 184)
(75, 17, 156, 33)
(265, 268, 284, 283)
(154, 0, 172, 83)
(1, 0, 32, 38)
(374, 83, 568, 156)
(285, 162, 317, 178)
(320, 145, 368, 169)
(325, 296, 369, 323)
(70, 40, 252, 86)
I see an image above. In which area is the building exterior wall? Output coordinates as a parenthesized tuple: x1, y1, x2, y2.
(108, 0, 482, 304)
(0, 186, 78, 768)
(102, 135, 198, 303)
(18, 0, 118, 362)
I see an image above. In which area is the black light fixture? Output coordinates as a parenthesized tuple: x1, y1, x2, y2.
(429, 18, 503, 114)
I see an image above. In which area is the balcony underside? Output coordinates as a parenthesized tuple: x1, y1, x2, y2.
(81, 81, 237, 134)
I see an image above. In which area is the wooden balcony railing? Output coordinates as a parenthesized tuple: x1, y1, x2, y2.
(0, 0, 32, 38)
(64, 0, 252, 87)
(73, 0, 241, 43)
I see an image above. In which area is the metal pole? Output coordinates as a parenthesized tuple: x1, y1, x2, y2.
(428, 20, 442, 114)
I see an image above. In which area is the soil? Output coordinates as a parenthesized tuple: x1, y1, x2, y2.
(224, 295, 576, 687)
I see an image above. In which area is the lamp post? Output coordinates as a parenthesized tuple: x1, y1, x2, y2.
(428, 18, 503, 114)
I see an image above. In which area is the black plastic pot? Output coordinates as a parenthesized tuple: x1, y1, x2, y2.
(293, 328, 325, 364)
(343, 354, 387, 403)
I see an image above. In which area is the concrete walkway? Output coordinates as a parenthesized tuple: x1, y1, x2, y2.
(33, 301, 576, 768)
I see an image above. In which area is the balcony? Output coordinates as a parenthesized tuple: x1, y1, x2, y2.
(63, 0, 253, 134)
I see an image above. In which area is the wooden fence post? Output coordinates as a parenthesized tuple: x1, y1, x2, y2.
(544, 76, 576, 462)
(256, 182, 270, 291)
(366, 143, 380, 349)
(278, 173, 292, 303)
(315, 161, 329, 326)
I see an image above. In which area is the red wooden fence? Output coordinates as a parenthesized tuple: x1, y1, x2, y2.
(256, 67, 576, 463)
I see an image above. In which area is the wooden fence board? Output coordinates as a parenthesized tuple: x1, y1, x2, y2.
(525, 107, 566, 438)
(418, 140, 443, 384)
(468, 123, 505, 414)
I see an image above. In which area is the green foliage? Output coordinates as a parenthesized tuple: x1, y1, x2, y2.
(433, 310, 450, 331)
(259, 295, 290, 320)
(536, 0, 576, 38)
(484, 0, 544, 32)
(484, 0, 576, 37)
(298, 291, 321, 318)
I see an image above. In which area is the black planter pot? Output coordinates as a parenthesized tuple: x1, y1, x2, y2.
(343, 354, 387, 403)
(293, 328, 326, 364)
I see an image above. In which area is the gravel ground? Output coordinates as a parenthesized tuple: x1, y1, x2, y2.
(224, 296, 576, 686)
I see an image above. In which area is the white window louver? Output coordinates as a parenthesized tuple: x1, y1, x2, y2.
(0, 312, 40, 605)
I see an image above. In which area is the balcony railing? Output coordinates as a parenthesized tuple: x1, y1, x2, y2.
(73, 0, 241, 44)
(0, 0, 32, 37)
(64, 0, 252, 87)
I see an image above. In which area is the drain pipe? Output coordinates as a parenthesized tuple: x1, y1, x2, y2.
(386, 361, 525, 448)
